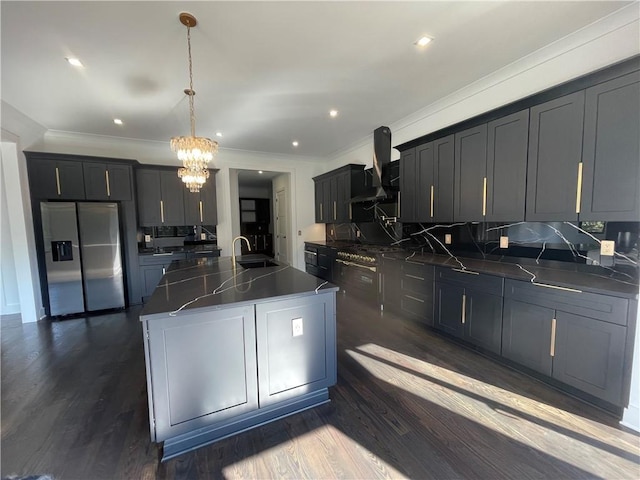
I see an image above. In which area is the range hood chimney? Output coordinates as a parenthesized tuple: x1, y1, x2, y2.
(350, 126, 393, 203)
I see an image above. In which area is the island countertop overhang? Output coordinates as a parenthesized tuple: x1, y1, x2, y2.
(140, 255, 339, 320)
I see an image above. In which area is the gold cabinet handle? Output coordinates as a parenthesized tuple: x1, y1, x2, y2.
(405, 274, 425, 281)
(482, 176, 487, 217)
(105, 170, 111, 197)
(333, 200, 337, 220)
(320, 203, 323, 220)
(55, 167, 61, 196)
(430, 185, 434, 218)
(199, 200, 203, 222)
(349, 203, 352, 220)
(575, 162, 583, 214)
(398, 191, 401, 217)
(550, 318, 557, 357)
(461, 293, 467, 324)
(160, 200, 165, 223)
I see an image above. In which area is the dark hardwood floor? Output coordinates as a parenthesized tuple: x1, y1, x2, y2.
(2, 293, 639, 479)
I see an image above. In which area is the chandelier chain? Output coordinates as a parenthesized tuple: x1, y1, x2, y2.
(186, 23, 196, 138)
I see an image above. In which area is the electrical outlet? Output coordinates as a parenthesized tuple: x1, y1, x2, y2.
(144, 234, 151, 243)
(500, 236, 509, 249)
(356, 230, 361, 238)
(330, 229, 334, 236)
(200, 233, 207, 240)
(298, 230, 302, 236)
(444, 234, 452, 245)
(292, 317, 303, 337)
(600, 240, 615, 256)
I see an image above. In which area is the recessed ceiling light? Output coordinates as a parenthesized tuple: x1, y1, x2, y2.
(258, 170, 263, 174)
(215, 132, 223, 137)
(329, 109, 339, 118)
(415, 36, 433, 47)
(66, 57, 83, 67)
(113, 118, 123, 125)
(292, 141, 299, 147)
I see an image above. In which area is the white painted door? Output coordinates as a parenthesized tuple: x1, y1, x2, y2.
(275, 189, 289, 265)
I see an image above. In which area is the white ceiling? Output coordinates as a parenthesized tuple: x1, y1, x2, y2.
(1, 1, 633, 158)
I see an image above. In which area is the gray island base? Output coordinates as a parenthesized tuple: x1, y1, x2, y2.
(139, 255, 338, 461)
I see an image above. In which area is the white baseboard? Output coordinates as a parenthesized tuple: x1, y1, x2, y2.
(621, 402, 640, 433)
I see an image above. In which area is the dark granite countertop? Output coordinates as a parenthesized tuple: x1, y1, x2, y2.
(140, 255, 338, 319)
(381, 251, 639, 299)
(138, 244, 221, 255)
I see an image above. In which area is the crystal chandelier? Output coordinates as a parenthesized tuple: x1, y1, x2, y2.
(171, 12, 218, 193)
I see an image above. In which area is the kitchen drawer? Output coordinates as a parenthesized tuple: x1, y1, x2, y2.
(317, 248, 335, 269)
(401, 262, 434, 295)
(436, 267, 503, 296)
(400, 292, 433, 324)
(504, 279, 629, 326)
(139, 252, 187, 266)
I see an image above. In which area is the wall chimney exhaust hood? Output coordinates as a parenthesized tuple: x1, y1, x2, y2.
(350, 126, 396, 203)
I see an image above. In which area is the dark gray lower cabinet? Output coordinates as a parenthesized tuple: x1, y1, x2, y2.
(142, 291, 336, 459)
(382, 258, 433, 325)
(434, 268, 503, 354)
(502, 299, 554, 375)
(145, 305, 258, 442)
(502, 279, 631, 406)
(139, 253, 186, 300)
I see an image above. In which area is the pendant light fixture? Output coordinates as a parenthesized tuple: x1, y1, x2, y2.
(171, 12, 218, 193)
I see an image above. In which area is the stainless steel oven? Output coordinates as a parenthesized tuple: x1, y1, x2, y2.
(334, 251, 379, 302)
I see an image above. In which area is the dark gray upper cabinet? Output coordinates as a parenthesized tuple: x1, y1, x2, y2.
(136, 168, 185, 226)
(312, 165, 366, 224)
(526, 91, 585, 221)
(399, 148, 417, 222)
(399, 136, 454, 224)
(184, 170, 217, 225)
(486, 109, 529, 222)
(84, 163, 132, 201)
(580, 71, 640, 221)
(433, 135, 455, 223)
(28, 158, 85, 200)
(454, 124, 487, 222)
(415, 142, 434, 222)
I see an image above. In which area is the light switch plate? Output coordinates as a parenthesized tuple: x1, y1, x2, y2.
(144, 234, 151, 243)
(600, 240, 615, 256)
(200, 233, 207, 240)
(444, 234, 452, 245)
(500, 236, 509, 249)
(292, 317, 303, 337)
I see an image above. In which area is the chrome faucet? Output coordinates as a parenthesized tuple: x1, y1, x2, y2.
(232, 235, 251, 264)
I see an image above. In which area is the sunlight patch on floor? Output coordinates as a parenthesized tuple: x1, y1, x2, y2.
(222, 424, 407, 480)
(346, 343, 640, 479)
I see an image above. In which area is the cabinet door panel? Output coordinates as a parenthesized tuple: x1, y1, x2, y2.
(200, 175, 218, 225)
(107, 164, 133, 201)
(146, 306, 257, 442)
(526, 91, 584, 221)
(553, 312, 626, 405)
(581, 72, 640, 221)
(83, 163, 108, 200)
(435, 283, 465, 339)
(465, 291, 502, 354)
(141, 264, 165, 299)
(416, 142, 434, 222)
(136, 169, 162, 226)
(57, 160, 86, 199)
(399, 148, 416, 222)
(433, 135, 455, 223)
(314, 180, 323, 222)
(160, 171, 185, 225)
(183, 190, 200, 225)
(336, 172, 349, 222)
(29, 158, 59, 199)
(256, 294, 336, 407)
(454, 124, 487, 221)
(322, 179, 332, 223)
(502, 299, 553, 376)
(486, 110, 529, 222)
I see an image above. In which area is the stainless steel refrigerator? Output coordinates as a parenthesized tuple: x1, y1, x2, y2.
(40, 202, 125, 316)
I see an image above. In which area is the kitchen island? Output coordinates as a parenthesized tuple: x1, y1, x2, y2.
(140, 255, 338, 461)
